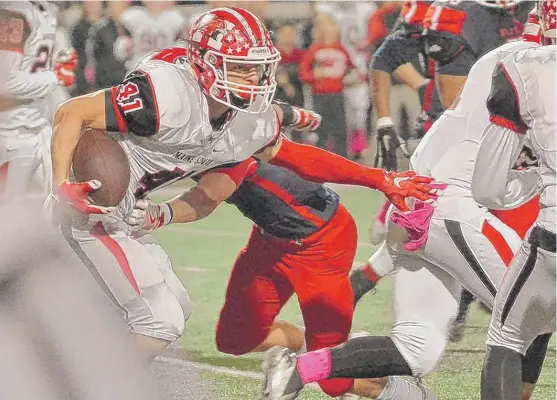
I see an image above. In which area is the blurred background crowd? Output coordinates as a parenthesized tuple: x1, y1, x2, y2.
(54, 0, 418, 163)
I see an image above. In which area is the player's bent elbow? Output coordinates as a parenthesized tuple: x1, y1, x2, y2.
(55, 90, 107, 130)
(472, 188, 502, 210)
(53, 100, 72, 127)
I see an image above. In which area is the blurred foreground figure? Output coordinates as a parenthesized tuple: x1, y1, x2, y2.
(0, 201, 158, 400)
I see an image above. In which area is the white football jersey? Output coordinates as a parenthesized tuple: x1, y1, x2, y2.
(0, 1, 58, 132)
(97, 49, 279, 233)
(119, 7, 186, 72)
(410, 40, 539, 196)
(473, 45, 556, 233)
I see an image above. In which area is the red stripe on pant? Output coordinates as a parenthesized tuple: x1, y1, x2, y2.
(216, 204, 356, 397)
(90, 222, 140, 295)
(481, 221, 515, 268)
(489, 196, 540, 240)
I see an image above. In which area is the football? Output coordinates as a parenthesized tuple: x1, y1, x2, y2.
(71, 127, 130, 207)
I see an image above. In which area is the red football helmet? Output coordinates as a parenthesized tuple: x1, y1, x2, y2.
(538, 0, 557, 40)
(187, 7, 281, 114)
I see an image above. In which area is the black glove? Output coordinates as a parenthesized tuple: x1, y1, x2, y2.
(414, 111, 430, 140)
(374, 122, 409, 171)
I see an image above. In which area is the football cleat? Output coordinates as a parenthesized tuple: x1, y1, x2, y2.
(261, 346, 303, 400)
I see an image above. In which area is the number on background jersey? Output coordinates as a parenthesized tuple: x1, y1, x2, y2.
(116, 82, 144, 114)
(135, 168, 190, 199)
(0, 14, 25, 52)
(31, 45, 52, 73)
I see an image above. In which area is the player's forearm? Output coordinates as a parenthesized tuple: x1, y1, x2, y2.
(436, 74, 466, 109)
(52, 103, 87, 187)
(270, 138, 386, 189)
(472, 124, 537, 209)
(166, 186, 220, 224)
(392, 63, 427, 91)
(166, 171, 239, 224)
(52, 91, 108, 187)
(370, 69, 392, 119)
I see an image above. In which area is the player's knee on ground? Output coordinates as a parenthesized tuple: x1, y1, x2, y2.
(318, 377, 354, 398)
(390, 322, 448, 377)
(215, 313, 272, 355)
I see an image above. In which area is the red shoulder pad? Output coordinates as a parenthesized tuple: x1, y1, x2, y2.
(424, 4, 467, 35)
(401, 1, 432, 26)
(148, 47, 188, 64)
(0, 9, 31, 53)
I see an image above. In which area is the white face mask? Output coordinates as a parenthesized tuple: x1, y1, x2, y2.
(205, 48, 281, 114)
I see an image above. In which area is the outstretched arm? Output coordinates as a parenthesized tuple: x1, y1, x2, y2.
(125, 159, 257, 236)
(256, 136, 436, 211)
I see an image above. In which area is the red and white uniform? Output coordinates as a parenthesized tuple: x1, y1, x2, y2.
(473, 44, 556, 355)
(366, 39, 539, 378)
(62, 48, 279, 343)
(0, 1, 58, 201)
(99, 51, 279, 233)
(116, 7, 186, 72)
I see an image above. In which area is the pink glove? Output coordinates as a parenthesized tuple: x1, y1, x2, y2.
(389, 182, 447, 252)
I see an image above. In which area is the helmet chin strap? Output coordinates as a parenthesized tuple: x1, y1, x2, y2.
(229, 92, 250, 110)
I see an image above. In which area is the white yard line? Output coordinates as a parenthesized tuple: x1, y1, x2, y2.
(154, 356, 320, 389)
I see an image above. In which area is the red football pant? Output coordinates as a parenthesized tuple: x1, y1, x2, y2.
(216, 204, 357, 397)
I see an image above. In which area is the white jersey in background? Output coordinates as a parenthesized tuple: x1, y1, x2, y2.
(0, 1, 59, 201)
(96, 48, 279, 234)
(116, 7, 186, 72)
(0, 0, 58, 132)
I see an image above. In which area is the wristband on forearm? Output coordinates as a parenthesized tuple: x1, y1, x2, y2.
(377, 117, 394, 129)
(273, 100, 296, 127)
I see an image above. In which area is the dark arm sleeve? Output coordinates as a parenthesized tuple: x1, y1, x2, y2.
(104, 70, 160, 137)
(486, 62, 528, 134)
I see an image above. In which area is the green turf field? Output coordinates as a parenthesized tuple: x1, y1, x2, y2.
(153, 186, 555, 400)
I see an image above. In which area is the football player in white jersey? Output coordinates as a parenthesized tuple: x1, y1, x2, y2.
(113, 1, 187, 73)
(260, 14, 551, 400)
(473, 2, 556, 399)
(0, 1, 76, 203)
(48, 6, 438, 364)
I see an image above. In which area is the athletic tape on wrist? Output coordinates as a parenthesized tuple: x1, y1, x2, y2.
(377, 117, 394, 129)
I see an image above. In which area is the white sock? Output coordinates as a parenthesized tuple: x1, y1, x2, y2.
(376, 376, 437, 400)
